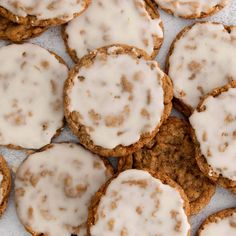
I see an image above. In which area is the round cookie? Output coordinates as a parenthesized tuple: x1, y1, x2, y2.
(88, 169, 191, 236)
(190, 81, 236, 193)
(64, 45, 173, 157)
(0, 16, 47, 42)
(0, 155, 11, 217)
(15, 143, 113, 236)
(0, 0, 90, 27)
(0, 43, 68, 150)
(62, 0, 164, 62)
(118, 117, 216, 215)
(154, 0, 228, 19)
(196, 208, 236, 236)
(166, 22, 236, 116)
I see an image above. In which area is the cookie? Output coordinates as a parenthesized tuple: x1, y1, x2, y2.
(62, 0, 164, 62)
(118, 117, 216, 215)
(0, 0, 90, 27)
(196, 208, 236, 236)
(0, 16, 47, 42)
(166, 22, 236, 116)
(64, 45, 173, 157)
(88, 169, 190, 236)
(190, 81, 236, 193)
(0, 43, 68, 150)
(154, 0, 228, 19)
(0, 155, 11, 217)
(15, 143, 113, 236)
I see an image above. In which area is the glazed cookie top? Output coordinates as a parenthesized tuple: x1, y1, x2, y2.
(65, 46, 165, 150)
(64, 0, 163, 60)
(190, 87, 236, 181)
(15, 143, 112, 236)
(0, 0, 89, 22)
(0, 43, 68, 149)
(90, 169, 190, 236)
(155, 0, 228, 18)
(168, 22, 236, 110)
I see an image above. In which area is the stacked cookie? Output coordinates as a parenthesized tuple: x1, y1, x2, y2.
(0, 0, 235, 236)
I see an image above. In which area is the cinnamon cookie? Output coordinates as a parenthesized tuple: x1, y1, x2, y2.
(166, 22, 236, 116)
(63, 0, 163, 62)
(64, 45, 173, 157)
(15, 143, 113, 236)
(88, 169, 190, 236)
(154, 0, 228, 19)
(0, 43, 68, 149)
(196, 208, 236, 236)
(0, 155, 11, 217)
(0, 0, 90, 27)
(190, 82, 236, 193)
(0, 16, 47, 42)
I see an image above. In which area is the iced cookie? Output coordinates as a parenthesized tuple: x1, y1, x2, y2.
(154, 0, 228, 19)
(64, 45, 173, 157)
(166, 22, 236, 116)
(0, 0, 90, 27)
(0, 155, 11, 217)
(196, 208, 236, 236)
(0, 43, 68, 149)
(88, 169, 190, 236)
(15, 143, 113, 236)
(0, 16, 47, 42)
(190, 82, 236, 193)
(130, 117, 216, 215)
(63, 0, 163, 62)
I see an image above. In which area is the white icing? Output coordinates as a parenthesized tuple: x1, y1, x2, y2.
(155, 0, 228, 17)
(168, 22, 236, 109)
(91, 169, 190, 236)
(0, 172, 3, 204)
(65, 0, 163, 59)
(0, 43, 68, 149)
(15, 143, 112, 236)
(190, 88, 236, 180)
(0, 0, 88, 21)
(67, 48, 165, 149)
(200, 212, 236, 236)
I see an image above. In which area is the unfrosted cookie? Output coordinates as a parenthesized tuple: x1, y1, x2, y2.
(0, 0, 90, 27)
(0, 155, 11, 217)
(154, 0, 228, 19)
(166, 22, 236, 116)
(196, 208, 236, 236)
(64, 45, 173, 157)
(190, 81, 236, 193)
(63, 0, 164, 62)
(0, 43, 68, 149)
(88, 169, 190, 236)
(15, 143, 113, 236)
(130, 117, 215, 215)
(0, 16, 47, 42)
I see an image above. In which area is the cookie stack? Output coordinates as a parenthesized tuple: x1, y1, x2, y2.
(0, 0, 235, 236)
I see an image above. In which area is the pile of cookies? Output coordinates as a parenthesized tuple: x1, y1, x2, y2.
(0, 0, 235, 236)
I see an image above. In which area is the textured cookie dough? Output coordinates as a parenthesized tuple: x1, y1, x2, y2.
(63, 0, 163, 62)
(15, 143, 113, 236)
(166, 22, 236, 116)
(0, 16, 46, 42)
(64, 45, 173, 157)
(196, 208, 236, 236)
(0, 43, 68, 149)
(88, 169, 190, 236)
(190, 82, 236, 193)
(131, 117, 216, 215)
(0, 155, 11, 217)
(154, 0, 228, 19)
(0, 0, 90, 26)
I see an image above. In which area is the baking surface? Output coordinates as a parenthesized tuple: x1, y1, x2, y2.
(0, 1, 236, 235)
